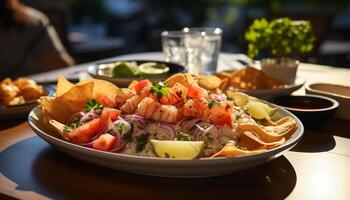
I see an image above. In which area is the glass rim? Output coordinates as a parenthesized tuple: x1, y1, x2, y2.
(161, 30, 201, 38)
(183, 27, 223, 36)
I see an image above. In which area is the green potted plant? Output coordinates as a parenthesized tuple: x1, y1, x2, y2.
(245, 17, 316, 84)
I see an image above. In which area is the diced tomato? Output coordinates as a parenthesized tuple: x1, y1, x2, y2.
(134, 80, 151, 93)
(169, 83, 188, 104)
(183, 99, 207, 118)
(97, 95, 116, 107)
(213, 114, 232, 127)
(69, 118, 103, 144)
(187, 85, 206, 99)
(168, 93, 178, 104)
(101, 108, 121, 121)
(92, 134, 116, 151)
(159, 96, 168, 104)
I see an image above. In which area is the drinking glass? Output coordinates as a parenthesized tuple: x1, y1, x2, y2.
(183, 27, 222, 74)
(161, 31, 202, 75)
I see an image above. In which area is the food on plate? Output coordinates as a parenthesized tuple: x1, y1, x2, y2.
(0, 77, 43, 106)
(214, 67, 286, 90)
(99, 61, 170, 78)
(40, 74, 297, 159)
(150, 140, 204, 159)
(196, 74, 228, 92)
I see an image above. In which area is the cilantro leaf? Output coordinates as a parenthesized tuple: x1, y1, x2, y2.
(64, 122, 78, 133)
(226, 96, 233, 101)
(150, 81, 169, 101)
(122, 132, 132, 143)
(117, 123, 127, 134)
(136, 134, 149, 152)
(207, 100, 221, 108)
(177, 132, 191, 141)
(64, 116, 80, 133)
(84, 99, 103, 112)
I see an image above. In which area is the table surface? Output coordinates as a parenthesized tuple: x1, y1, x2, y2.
(1, 52, 350, 200)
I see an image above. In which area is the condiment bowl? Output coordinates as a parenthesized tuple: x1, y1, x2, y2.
(271, 95, 339, 129)
(306, 83, 350, 120)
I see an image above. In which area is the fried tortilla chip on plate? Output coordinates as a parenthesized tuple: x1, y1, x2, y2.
(165, 73, 198, 87)
(211, 142, 266, 158)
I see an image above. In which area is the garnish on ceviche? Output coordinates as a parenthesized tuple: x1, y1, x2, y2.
(40, 74, 297, 159)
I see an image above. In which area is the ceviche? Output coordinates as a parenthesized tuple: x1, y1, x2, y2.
(40, 74, 297, 159)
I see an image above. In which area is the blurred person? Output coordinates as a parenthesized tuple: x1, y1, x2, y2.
(0, 0, 74, 78)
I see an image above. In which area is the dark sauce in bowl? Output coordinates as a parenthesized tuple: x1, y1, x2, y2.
(271, 95, 339, 129)
(276, 97, 334, 110)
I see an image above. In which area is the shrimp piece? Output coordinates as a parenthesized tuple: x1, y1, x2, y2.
(140, 84, 151, 99)
(115, 88, 136, 106)
(183, 97, 208, 118)
(137, 97, 179, 123)
(120, 95, 142, 113)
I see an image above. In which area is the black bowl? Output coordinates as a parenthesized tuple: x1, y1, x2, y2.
(271, 95, 339, 129)
(87, 60, 186, 87)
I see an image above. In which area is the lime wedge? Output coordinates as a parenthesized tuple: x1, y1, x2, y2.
(112, 62, 139, 78)
(246, 101, 271, 120)
(139, 62, 169, 77)
(150, 140, 204, 159)
(232, 92, 249, 107)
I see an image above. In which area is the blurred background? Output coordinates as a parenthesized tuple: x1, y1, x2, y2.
(22, 0, 350, 67)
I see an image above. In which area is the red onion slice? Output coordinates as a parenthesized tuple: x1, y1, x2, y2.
(146, 122, 176, 140)
(66, 111, 85, 124)
(79, 111, 99, 125)
(179, 118, 200, 131)
(192, 122, 220, 142)
(210, 94, 227, 102)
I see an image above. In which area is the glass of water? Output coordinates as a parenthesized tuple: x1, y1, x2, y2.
(183, 27, 222, 74)
(161, 31, 202, 75)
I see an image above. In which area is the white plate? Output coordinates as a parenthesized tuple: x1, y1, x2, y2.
(228, 77, 305, 100)
(28, 104, 303, 178)
(0, 85, 55, 120)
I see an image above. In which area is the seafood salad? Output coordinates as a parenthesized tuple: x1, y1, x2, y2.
(40, 74, 297, 159)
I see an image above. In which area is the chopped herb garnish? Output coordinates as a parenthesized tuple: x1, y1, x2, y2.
(150, 81, 169, 101)
(117, 123, 127, 134)
(64, 116, 80, 133)
(122, 132, 133, 143)
(84, 99, 103, 112)
(226, 96, 233, 101)
(206, 133, 213, 143)
(234, 113, 242, 120)
(163, 153, 175, 158)
(243, 106, 249, 113)
(64, 122, 78, 133)
(177, 131, 191, 141)
(183, 96, 188, 103)
(136, 134, 149, 152)
(208, 100, 221, 108)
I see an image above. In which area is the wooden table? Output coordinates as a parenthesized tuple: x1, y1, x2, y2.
(1, 52, 350, 200)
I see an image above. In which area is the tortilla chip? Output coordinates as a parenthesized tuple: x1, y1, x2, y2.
(197, 75, 222, 90)
(40, 81, 94, 123)
(211, 142, 266, 158)
(165, 73, 198, 87)
(56, 76, 74, 97)
(239, 131, 286, 150)
(79, 79, 119, 99)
